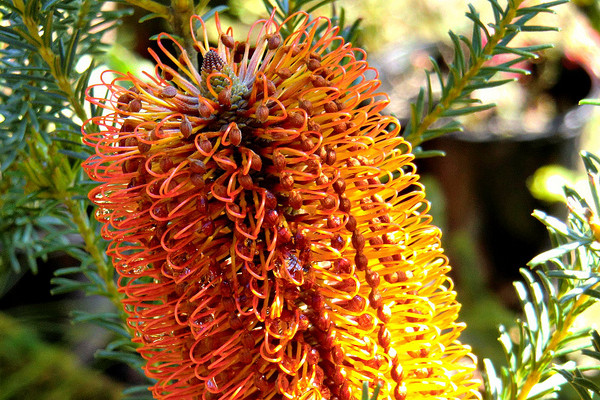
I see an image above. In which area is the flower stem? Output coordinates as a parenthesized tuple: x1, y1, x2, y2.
(125, 0, 198, 68)
(169, 0, 197, 67)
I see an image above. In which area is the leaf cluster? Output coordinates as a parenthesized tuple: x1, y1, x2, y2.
(484, 151, 600, 400)
(404, 0, 567, 157)
(0, 0, 150, 396)
(0, 0, 128, 291)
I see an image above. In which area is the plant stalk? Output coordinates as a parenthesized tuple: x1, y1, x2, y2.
(170, 0, 198, 68)
(516, 286, 598, 400)
(122, 0, 170, 18)
(14, 0, 131, 330)
(406, 0, 525, 147)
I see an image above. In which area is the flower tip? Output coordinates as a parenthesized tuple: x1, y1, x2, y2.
(202, 50, 225, 73)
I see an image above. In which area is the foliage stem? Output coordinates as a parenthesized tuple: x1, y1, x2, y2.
(62, 196, 124, 313)
(16, 1, 88, 122)
(516, 285, 598, 400)
(13, 0, 131, 332)
(405, 0, 524, 147)
(122, 0, 170, 18)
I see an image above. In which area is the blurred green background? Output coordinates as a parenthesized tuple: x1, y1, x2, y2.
(3, 0, 600, 398)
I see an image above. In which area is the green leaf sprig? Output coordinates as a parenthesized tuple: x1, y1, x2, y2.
(484, 151, 600, 400)
(404, 0, 568, 153)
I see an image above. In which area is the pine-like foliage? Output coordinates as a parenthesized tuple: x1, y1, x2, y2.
(484, 151, 600, 399)
(404, 0, 568, 157)
(0, 0, 118, 273)
(0, 0, 131, 302)
(0, 0, 149, 396)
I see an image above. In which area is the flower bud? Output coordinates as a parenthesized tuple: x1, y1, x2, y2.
(220, 34, 235, 49)
(160, 85, 178, 98)
(267, 33, 282, 50)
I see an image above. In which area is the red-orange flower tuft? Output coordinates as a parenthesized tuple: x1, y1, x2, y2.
(83, 12, 481, 400)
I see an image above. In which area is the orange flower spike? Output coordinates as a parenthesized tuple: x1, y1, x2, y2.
(83, 10, 481, 400)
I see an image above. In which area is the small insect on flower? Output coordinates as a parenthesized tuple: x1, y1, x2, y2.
(83, 10, 481, 400)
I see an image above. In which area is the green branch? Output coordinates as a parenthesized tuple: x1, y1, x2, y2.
(484, 151, 600, 399)
(12, 0, 120, 305)
(404, 0, 567, 149)
(122, 0, 170, 17)
(13, 0, 89, 122)
(4, 0, 131, 332)
(22, 130, 126, 322)
(517, 284, 597, 400)
(63, 196, 124, 312)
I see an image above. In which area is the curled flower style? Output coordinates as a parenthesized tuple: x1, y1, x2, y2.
(83, 11, 481, 400)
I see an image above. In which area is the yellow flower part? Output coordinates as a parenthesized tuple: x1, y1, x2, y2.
(83, 10, 481, 400)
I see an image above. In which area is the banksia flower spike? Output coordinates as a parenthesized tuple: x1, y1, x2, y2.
(83, 11, 481, 400)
